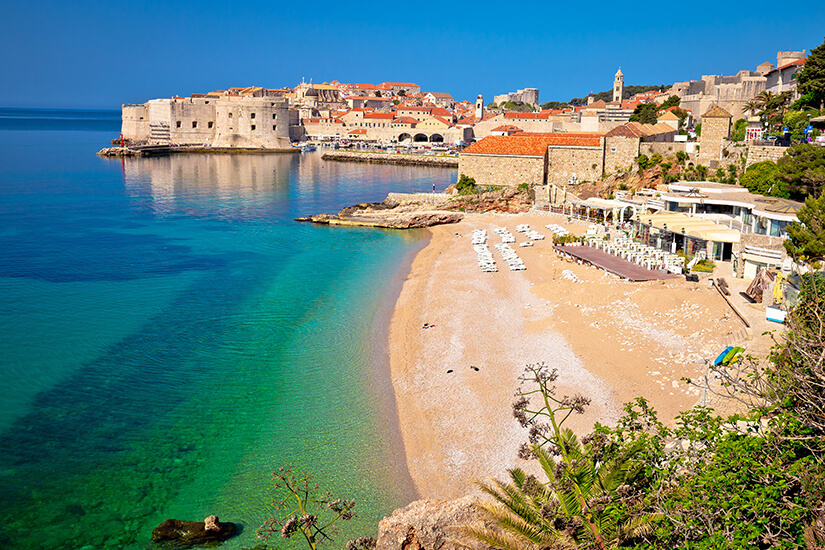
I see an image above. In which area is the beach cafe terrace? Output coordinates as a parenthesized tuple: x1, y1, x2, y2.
(548, 197, 643, 224)
(633, 211, 740, 263)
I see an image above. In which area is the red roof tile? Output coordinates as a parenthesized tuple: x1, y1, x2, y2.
(462, 133, 602, 156)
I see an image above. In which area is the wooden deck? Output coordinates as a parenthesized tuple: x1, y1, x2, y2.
(555, 245, 681, 282)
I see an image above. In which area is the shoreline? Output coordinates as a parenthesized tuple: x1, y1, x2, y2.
(387, 212, 747, 500)
(368, 229, 431, 506)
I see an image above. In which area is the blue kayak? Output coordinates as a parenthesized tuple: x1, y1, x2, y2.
(713, 346, 733, 366)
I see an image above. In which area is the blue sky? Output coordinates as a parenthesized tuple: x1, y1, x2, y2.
(1, 0, 823, 109)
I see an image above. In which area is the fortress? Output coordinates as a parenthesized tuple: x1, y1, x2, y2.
(121, 93, 293, 150)
(672, 50, 806, 121)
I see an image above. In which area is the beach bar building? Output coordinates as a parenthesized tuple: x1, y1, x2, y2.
(635, 182, 802, 278)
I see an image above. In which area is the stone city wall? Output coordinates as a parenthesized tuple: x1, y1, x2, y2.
(546, 146, 603, 186)
(458, 154, 545, 186)
(639, 141, 686, 158)
(605, 136, 641, 175)
(324, 151, 459, 168)
(745, 145, 787, 167)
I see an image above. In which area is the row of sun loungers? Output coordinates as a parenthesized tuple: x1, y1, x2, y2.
(516, 224, 545, 241)
(586, 237, 685, 273)
(494, 243, 526, 271)
(471, 230, 498, 272)
(493, 226, 516, 243)
(545, 223, 570, 237)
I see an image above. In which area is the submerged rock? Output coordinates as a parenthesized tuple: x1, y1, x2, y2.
(151, 516, 237, 547)
(96, 147, 145, 157)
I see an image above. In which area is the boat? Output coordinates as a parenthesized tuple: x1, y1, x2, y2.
(300, 144, 316, 153)
(713, 346, 733, 366)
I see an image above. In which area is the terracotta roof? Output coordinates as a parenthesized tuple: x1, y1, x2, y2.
(606, 122, 676, 138)
(703, 105, 732, 118)
(766, 58, 806, 74)
(382, 82, 419, 87)
(658, 111, 680, 120)
(348, 129, 367, 135)
(431, 116, 453, 126)
(581, 99, 608, 110)
(504, 112, 551, 120)
(523, 133, 603, 146)
(462, 133, 602, 156)
(491, 125, 523, 132)
(431, 107, 452, 116)
(426, 92, 454, 99)
(364, 112, 394, 119)
(392, 116, 419, 124)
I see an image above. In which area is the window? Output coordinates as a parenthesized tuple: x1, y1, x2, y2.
(229, 113, 233, 118)
(251, 113, 256, 119)
(272, 113, 277, 119)
(208, 121, 213, 129)
(176, 121, 182, 128)
(272, 125, 276, 131)
(251, 125, 256, 131)
(192, 121, 198, 128)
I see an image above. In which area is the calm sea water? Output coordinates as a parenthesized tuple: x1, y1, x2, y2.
(0, 109, 456, 549)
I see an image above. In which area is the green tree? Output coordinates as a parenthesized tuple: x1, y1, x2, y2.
(540, 101, 570, 110)
(731, 118, 747, 141)
(629, 104, 658, 124)
(796, 37, 825, 108)
(739, 161, 785, 197)
(487, 102, 498, 109)
(785, 192, 825, 264)
(463, 365, 654, 550)
(397, 89, 406, 97)
(456, 174, 477, 194)
(657, 95, 680, 110)
(777, 144, 825, 198)
(784, 110, 812, 140)
(743, 99, 761, 117)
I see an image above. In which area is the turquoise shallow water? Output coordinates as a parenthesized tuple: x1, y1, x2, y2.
(0, 110, 457, 549)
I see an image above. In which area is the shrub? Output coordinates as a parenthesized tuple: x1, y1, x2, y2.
(456, 174, 477, 195)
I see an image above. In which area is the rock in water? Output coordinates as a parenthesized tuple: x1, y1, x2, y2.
(151, 516, 237, 547)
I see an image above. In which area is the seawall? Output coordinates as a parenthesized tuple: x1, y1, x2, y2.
(322, 151, 459, 168)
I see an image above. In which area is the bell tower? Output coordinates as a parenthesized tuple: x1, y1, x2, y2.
(475, 94, 485, 120)
(613, 68, 624, 103)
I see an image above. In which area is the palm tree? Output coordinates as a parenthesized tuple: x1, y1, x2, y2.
(743, 99, 760, 117)
(463, 435, 654, 550)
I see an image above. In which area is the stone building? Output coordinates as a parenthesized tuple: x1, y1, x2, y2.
(613, 68, 624, 103)
(122, 94, 292, 149)
(458, 122, 676, 200)
(475, 95, 485, 121)
(671, 51, 806, 121)
(698, 105, 732, 161)
(494, 87, 540, 106)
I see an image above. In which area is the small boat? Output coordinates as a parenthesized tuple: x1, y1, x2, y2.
(300, 144, 316, 153)
(713, 346, 733, 366)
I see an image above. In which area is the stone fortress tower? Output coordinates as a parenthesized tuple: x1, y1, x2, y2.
(475, 95, 485, 120)
(698, 104, 732, 161)
(613, 68, 624, 103)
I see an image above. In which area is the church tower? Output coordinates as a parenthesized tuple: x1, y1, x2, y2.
(475, 94, 485, 120)
(613, 68, 624, 103)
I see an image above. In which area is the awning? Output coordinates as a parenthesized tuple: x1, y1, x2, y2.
(636, 212, 740, 243)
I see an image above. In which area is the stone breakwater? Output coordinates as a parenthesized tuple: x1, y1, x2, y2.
(322, 151, 459, 167)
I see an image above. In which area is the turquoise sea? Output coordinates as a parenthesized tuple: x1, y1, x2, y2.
(0, 108, 457, 549)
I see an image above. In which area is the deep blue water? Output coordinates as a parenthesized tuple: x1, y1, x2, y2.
(0, 109, 457, 549)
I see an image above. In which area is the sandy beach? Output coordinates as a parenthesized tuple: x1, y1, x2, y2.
(388, 212, 747, 500)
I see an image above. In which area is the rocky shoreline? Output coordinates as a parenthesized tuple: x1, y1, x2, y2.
(295, 187, 531, 229)
(322, 151, 459, 167)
